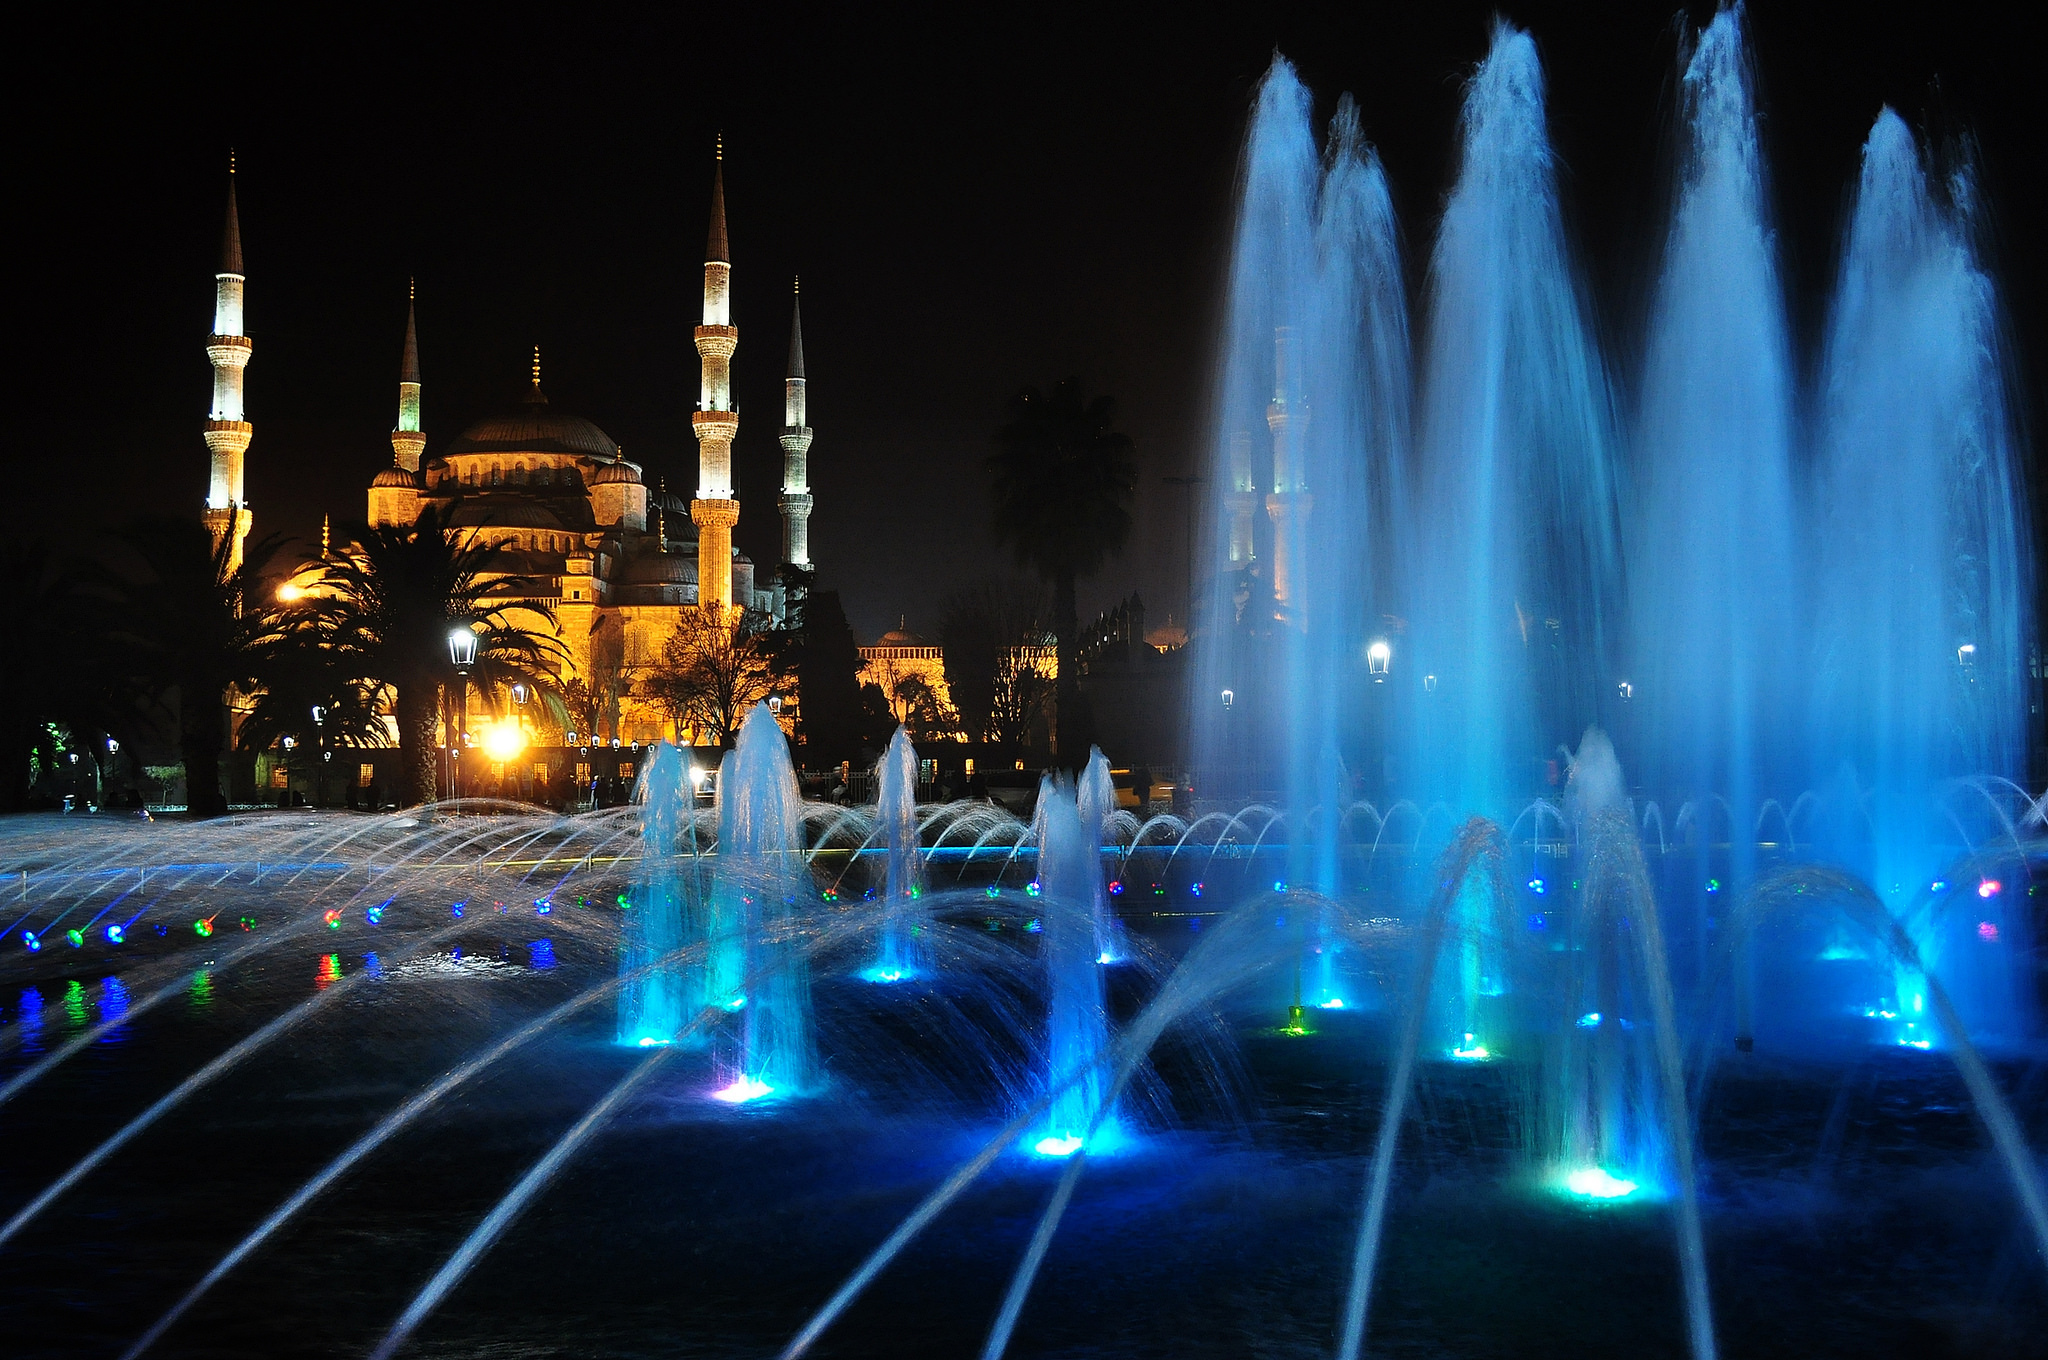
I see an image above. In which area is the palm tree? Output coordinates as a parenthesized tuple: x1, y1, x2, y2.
(0, 537, 107, 812)
(987, 379, 1137, 762)
(107, 518, 287, 818)
(309, 506, 564, 807)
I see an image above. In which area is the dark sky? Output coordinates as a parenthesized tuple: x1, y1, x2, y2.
(20, 1, 2044, 640)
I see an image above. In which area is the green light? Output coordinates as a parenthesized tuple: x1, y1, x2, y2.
(194, 918, 214, 937)
(65, 929, 84, 947)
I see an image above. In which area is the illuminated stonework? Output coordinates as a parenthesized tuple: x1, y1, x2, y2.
(202, 167, 253, 570)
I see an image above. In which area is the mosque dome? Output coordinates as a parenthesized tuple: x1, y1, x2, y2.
(370, 465, 421, 488)
(589, 460, 643, 485)
(624, 552, 695, 585)
(877, 616, 927, 646)
(443, 383, 620, 460)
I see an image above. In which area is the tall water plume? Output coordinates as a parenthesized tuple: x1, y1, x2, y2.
(709, 703, 815, 1098)
(1076, 748, 1124, 964)
(1401, 22, 1619, 822)
(867, 727, 926, 981)
(616, 743, 691, 1047)
(1810, 107, 2033, 1036)
(1194, 58, 1408, 816)
(1629, 8, 1796, 899)
(1034, 773, 1112, 1154)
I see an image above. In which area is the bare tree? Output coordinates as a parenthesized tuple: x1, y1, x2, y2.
(642, 606, 776, 748)
(568, 617, 626, 742)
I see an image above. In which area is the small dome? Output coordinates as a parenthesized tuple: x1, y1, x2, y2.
(877, 615, 926, 646)
(370, 466, 421, 489)
(590, 460, 643, 486)
(624, 551, 695, 585)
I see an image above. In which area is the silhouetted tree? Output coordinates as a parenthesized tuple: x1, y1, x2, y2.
(641, 606, 776, 749)
(766, 588, 883, 767)
(939, 580, 1050, 748)
(0, 537, 105, 813)
(987, 379, 1136, 765)
(106, 518, 287, 818)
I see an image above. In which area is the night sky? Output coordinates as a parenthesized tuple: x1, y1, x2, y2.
(22, 2, 2044, 640)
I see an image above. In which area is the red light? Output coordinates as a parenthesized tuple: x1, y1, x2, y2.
(1979, 921, 2001, 942)
(1978, 880, 2002, 899)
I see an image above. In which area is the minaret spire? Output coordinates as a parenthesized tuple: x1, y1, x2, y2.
(203, 154, 254, 569)
(691, 141, 741, 613)
(778, 276, 814, 574)
(391, 282, 425, 471)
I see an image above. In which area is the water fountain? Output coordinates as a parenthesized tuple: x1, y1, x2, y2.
(2, 10, 2043, 1359)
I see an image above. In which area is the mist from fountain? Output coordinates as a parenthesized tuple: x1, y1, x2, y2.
(1076, 747, 1125, 964)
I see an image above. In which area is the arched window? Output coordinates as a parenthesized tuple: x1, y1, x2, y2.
(490, 464, 502, 486)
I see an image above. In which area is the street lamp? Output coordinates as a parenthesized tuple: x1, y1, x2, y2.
(449, 624, 477, 800)
(1366, 639, 1392, 681)
(311, 704, 326, 807)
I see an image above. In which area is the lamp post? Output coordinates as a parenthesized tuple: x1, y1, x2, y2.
(448, 624, 478, 801)
(310, 705, 326, 807)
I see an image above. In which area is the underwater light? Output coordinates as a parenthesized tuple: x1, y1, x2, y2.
(22, 931, 39, 952)
(1980, 921, 2000, 942)
(712, 1076, 775, 1104)
(193, 918, 214, 937)
(365, 906, 384, 926)
(1108, 880, 1124, 896)
(1704, 878, 1721, 894)
(1025, 918, 1043, 933)
(1528, 877, 1546, 894)
(1931, 880, 1947, 893)
(323, 909, 342, 929)
(1566, 1168, 1638, 1200)
(1190, 882, 1203, 897)
(1451, 1034, 1491, 1060)
(1576, 1011, 1602, 1028)
(862, 967, 908, 983)
(985, 885, 1001, 898)
(1033, 1134, 1085, 1158)
(1978, 879, 2002, 898)
(1899, 1036, 1933, 1050)
(1026, 880, 1042, 897)
(1273, 880, 1288, 892)
(635, 1036, 672, 1048)
(1318, 998, 1346, 1009)
(66, 929, 84, 947)
(105, 924, 124, 944)
(451, 902, 466, 918)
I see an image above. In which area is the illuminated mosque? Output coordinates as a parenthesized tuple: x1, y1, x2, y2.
(203, 149, 815, 747)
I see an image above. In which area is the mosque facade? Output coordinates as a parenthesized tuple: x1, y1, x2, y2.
(205, 152, 813, 750)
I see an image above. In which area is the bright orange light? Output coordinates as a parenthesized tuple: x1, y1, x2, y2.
(277, 582, 304, 602)
(481, 720, 526, 763)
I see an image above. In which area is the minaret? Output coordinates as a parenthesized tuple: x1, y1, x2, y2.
(778, 277, 814, 572)
(1263, 325, 1310, 618)
(1227, 433, 1256, 565)
(391, 280, 424, 471)
(690, 138, 741, 613)
(203, 156, 254, 569)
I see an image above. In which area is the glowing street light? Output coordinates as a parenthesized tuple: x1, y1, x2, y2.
(1220, 688, 1235, 709)
(1366, 639, 1391, 680)
(448, 623, 478, 801)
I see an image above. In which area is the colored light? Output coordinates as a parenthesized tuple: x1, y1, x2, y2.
(1451, 1034, 1491, 1061)
(23, 931, 40, 952)
(711, 1075, 775, 1104)
(322, 909, 343, 930)
(194, 918, 214, 936)
(1026, 881, 1042, 897)
(365, 906, 384, 926)
(1273, 880, 1288, 892)
(616, 895, 629, 909)
(1978, 879, 2002, 898)
(1528, 913, 1547, 930)
(822, 888, 839, 902)
(1704, 878, 1720, 894)
(66, 929, 84, 947)
(635, 1036, 671, 1047)
(481, 720, 526, 763)
(451, 902, 466, 918)
(721, 995, 748, 1011)
(1565, 1167, 1638, 1200)
(1980, 921, 2000, 942)
(985, 885, 1001, 898)
(1033, 1134, 1084, 1158)
(861, 966, 909, 983)
(1931, 880, 1948, 893)
(530, 939, 556, 970)
(1528, 877, 1546, 895)
(1576, 1011, 1602, 1028)
(1318, 999, 1345, 1010)
(536, 898, 551, 915)
(1190, 882, 1203, 897)
(1025, 918, 1042, 934)
(105, 924, 124, 944)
